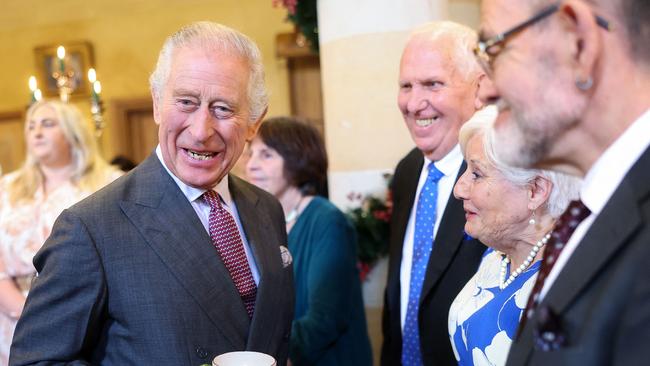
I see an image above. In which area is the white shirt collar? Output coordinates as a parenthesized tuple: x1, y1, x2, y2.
(155, 145, 232, 206)
(581, 108, 650, 215)
(424, 144, 462, 177)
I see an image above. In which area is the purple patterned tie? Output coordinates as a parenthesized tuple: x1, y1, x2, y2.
(203, 190, 257, 318)
(519, 199, 591, 334)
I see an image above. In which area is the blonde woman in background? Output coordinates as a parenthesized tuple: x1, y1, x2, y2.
(0, 100, 121, 363)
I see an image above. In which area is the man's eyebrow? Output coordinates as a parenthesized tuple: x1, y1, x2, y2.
(172, 89, 199, 97)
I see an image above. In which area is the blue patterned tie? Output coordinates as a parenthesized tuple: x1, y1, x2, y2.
(402, 162, 444, 366)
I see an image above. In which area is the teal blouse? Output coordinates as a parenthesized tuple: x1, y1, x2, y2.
(288, 197, 373, 366)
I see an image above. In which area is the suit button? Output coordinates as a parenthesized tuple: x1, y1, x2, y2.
(195, 346, 209, 359)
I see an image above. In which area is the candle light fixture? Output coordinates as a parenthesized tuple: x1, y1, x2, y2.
(88, 68, 105, 136)
(28, 76, 42, 103)
(30, 42, 105, 136)
(51, 46, 76, 103)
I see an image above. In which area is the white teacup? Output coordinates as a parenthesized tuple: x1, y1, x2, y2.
(212, 351, 277, 366)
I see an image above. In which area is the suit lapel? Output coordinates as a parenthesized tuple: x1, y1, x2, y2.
(386, 150, 423, 314)
(509, 181, 640, 364)
(514, 147, 650, 363)
(514, 182, 642, 363)
(543, 183, 641, 313)
(420, 162, 467, 301)
(228, 176, 285, 351)
(544, 148, 650, 313)
(118, 155, 249, 348)
(508, 313, 536, 365)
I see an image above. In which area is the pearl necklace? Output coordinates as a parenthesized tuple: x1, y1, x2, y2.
(499, 232, 551, 290)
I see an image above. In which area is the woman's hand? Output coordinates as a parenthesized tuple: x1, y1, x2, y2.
(0, 273, 26, 319)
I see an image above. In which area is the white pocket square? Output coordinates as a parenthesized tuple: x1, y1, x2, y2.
(279, 245, 292, 268)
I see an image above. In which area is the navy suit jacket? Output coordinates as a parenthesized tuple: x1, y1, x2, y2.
(506, 147, 650, 365)
(381, 148, 485, 366)
(10, 154, 294, 365)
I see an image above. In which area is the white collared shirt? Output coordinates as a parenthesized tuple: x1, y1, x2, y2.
(540, 108, 650, 299)
(399, 144, 463, 329)
(155, 146, 260, 284)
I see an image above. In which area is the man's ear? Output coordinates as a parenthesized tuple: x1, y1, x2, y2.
(151, 89, 161, 126)
(475, 73, 488, 110)
(528, 175, 553, 211)
(559, 1, 602, 86)
(246, 106, 268, 141)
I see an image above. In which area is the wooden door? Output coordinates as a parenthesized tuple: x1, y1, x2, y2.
(276, 32, 324, 133)
(126, 108, 157, 163)
(0, 111, 26, 176)
(287, 55, 324, 134)
(111, 98, 157, 164)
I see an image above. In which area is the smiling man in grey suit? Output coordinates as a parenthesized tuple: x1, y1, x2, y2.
(10, 22, 294, 365)
(477, 0, 650, 364)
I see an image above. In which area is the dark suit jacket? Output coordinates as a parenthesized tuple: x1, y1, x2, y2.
(381, 148, 486, 366)
(10, 154, 294, 366)
(506, 147, 650, 366)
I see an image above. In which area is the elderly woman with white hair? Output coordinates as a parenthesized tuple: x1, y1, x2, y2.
(447, 106, 581, 365)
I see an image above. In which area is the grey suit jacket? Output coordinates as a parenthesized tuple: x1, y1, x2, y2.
(10, 154, 294, 366)
(506, 147, 650, 365)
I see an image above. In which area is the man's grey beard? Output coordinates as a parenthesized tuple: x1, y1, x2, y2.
(493, 108, 551, 169)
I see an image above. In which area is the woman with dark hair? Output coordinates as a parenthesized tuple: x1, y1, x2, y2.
(245, 116, 372, 366)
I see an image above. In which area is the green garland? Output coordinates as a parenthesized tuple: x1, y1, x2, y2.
(347, 195, 391, 265)
(275, 0, 319, 52)
(289, 0, 318, 52)
(345, 174, 393, 281)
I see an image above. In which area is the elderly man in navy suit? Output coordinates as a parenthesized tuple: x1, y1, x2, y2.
(381, 21, 490, 366)
(477, 0, 650, 364)
(10, 22, 294, 365)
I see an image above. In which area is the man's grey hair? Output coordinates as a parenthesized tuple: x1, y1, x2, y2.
(621, 0, 650, 63)
(408, 20, 483, 81)
(459, 107, 582, 218)
(149, 21, 268, 123)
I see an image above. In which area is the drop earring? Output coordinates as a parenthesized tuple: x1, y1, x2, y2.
(529, 211, 536, 226)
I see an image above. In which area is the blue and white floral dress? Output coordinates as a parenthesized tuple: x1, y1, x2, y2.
(448, 248, 540, 366)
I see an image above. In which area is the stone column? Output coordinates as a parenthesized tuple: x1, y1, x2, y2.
(318, 0, 450, 212)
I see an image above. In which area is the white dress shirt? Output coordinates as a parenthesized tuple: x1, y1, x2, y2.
(540, 109, 650, 299)
(155, 146, 260, 284)
(399, 144, 463, 329)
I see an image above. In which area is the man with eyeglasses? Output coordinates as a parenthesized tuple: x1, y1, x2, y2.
(381, 21, 490, 366)
(477, 0, 650, 365)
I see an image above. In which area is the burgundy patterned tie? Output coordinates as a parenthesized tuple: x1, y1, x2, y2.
(203, 190, 257, 318)
(518, 199, 591, 334)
